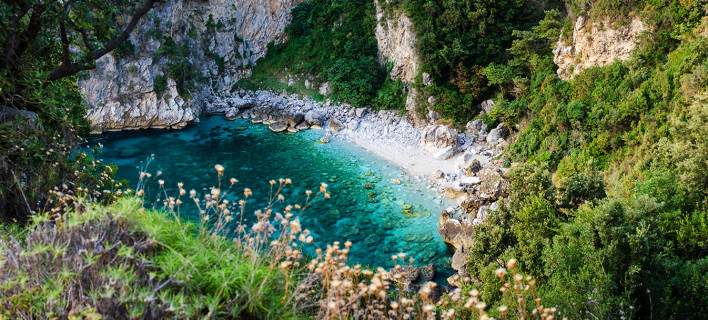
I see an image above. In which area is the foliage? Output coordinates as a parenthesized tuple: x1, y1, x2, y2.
(0, 0, 156, 223)
(152, 36, 202, 99)
(0, 197, 300, 319)
(241, 0, 405, 110)
(396, 0, 561, 121)
(0, 174, 561, 319)
(464, 4, 707, 318)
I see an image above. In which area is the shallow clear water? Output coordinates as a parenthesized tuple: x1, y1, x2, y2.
(89, 116, 452, 278)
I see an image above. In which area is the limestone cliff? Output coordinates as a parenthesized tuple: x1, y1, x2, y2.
(553, 15, 647, 80)
(81, 0, 302, 133)
(374, 1, 430, 127)
(374, 1, 420, 83)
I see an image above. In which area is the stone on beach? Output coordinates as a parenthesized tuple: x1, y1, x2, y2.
(486, 123, 508, 145)
(421, 124, 460, 160)
(328, 118, 344, 132)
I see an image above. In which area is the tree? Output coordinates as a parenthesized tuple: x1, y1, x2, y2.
(1, 0, 159, 109)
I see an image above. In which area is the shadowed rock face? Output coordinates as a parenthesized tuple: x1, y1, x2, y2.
(374, 1, 419, 83)
(553, 15, 647, 80)
(80, 0, 303, 133)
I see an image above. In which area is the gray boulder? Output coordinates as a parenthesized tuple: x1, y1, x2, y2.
(225, 108, 240, 120)
(355, 107, 368, 118)
(288, 113, 305, 127)
(318, 82, 331, 96)
(305, 110, 325, 127)
(421, 124, 460, 159)
(480, 99, 495, 113)
(268, 121, 288, 132)
(486, 123, 508, 144)
(465, 119, 487, 136)
(327, 118, 344, 132)
(295, 121, 310, 130)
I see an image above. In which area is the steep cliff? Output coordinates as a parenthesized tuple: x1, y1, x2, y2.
(374, 0, 428, 126)
(553, 14, 647, 80)
(81, 0, 302, 132)
(374, 1, 419, 83)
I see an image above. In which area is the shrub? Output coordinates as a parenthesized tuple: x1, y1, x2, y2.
(1, 167, 564, 319)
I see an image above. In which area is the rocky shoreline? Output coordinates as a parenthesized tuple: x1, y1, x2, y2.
(204, 90, 510, 279)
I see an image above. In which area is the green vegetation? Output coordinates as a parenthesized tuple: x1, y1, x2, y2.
(0, 0, 155, 222)
(397, 0, 560, 121)
(1, 190, 561, 319)
(0, 197, 299, 318)
(0, 0, 706, 318)
(459, 1, 708, 318)
(239, 0, 406, 110)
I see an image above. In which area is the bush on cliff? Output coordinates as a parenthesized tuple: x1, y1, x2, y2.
(0, 0, 158, 222)
(241, 0, 406, 110)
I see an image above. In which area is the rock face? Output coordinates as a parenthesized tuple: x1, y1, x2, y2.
(553, 15, 647, 80)
(80, 0, 303, 132)
(82, 54, 196, 132)
(374, 1, 420, 83)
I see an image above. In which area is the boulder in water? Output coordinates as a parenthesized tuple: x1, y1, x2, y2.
(305, 110, 324, 126)
(295, 122, 310, 130)
(288, 113, 305, 127)
(269, 121, 288, 132)
(225, 108, 239, 120)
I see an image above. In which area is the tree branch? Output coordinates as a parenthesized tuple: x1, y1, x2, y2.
(2, 2, 32, 70)
(47, 0, 159, 81)
(13, 4, 47, 66)
(67, 18, 96, 53)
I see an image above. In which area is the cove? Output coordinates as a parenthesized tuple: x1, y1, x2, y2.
(89, 116, 452, 278)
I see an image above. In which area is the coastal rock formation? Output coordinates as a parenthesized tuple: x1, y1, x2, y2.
(374, 1, 430, 128)
(553, 15, 647, 80)
(82, 54, 196, 132)
(80, 0, 302, 132)
(374, 1, 420, 83)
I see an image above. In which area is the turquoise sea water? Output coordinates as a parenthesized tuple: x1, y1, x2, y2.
(89, 116, 452, 278)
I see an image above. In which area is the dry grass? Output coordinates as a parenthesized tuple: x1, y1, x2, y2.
(0, 164, 563, 319)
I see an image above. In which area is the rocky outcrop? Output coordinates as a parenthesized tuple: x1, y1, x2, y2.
(80, 0, 302, 132)
(433, 118, 510, 275)
(553, 15, 647, 80)
(82, 54, 196, 132)
(375, 1, 429, 128)
(374, 1, 420, 83)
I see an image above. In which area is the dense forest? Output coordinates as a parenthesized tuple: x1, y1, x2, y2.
(1, 0, 706, 318)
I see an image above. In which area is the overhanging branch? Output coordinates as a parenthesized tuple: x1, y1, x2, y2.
(46, 0, 159, 81)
